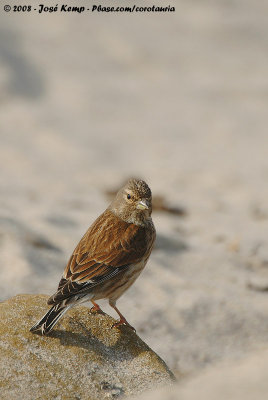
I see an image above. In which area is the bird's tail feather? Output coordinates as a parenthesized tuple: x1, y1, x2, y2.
(30, 303, 71, 335)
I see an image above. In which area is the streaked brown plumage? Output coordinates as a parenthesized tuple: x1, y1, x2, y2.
(30, 178, 155, 335)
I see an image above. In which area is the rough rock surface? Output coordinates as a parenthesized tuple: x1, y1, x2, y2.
(0, 295, 174, 400)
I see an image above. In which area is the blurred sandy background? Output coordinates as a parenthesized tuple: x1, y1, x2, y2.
(1, 0, 268, 380)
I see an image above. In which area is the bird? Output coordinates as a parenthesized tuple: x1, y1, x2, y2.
(30, 178, 156, 335)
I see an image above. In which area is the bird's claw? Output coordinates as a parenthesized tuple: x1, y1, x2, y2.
(111, 319, 136, 332)
(90, 304, 103, 314)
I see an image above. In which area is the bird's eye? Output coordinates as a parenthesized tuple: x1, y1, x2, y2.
(127, 194, 131, 200)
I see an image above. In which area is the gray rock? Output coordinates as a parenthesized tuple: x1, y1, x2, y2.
(0, 295, 175, 399)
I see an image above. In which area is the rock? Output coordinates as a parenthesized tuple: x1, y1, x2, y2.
(0, 295, 175, 400)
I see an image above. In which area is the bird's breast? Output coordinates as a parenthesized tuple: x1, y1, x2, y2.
(93, 260, 146, 302)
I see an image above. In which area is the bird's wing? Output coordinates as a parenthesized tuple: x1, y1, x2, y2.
(48, 210, 154, 305)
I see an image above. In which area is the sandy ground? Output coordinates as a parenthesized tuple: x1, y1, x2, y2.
(1, 0, 268, 380)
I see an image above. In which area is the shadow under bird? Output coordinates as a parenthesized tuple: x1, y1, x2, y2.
(30, 178, 155, 335)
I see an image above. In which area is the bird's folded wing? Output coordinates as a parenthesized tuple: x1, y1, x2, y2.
(48, 210, 152, 305)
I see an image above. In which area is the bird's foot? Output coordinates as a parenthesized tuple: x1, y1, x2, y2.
(111, 317, 136, 332)
(90, 301, 103, 314)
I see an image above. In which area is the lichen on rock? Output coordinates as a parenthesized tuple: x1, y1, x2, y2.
(0, 294, 175, 399)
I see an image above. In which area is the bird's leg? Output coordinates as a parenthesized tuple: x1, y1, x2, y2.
(90, 300, 103, 314)
(109, 300, 136, 331)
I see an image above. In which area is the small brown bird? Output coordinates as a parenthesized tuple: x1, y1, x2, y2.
(30, 178, 155, 335)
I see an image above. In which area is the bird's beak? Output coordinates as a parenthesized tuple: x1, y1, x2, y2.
(137, 199, 149, 210)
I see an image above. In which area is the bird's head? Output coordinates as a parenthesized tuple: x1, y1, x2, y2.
(109, 178, 152, 225)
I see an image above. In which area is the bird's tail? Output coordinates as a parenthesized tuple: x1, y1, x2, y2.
(30, 303, 71, 335)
